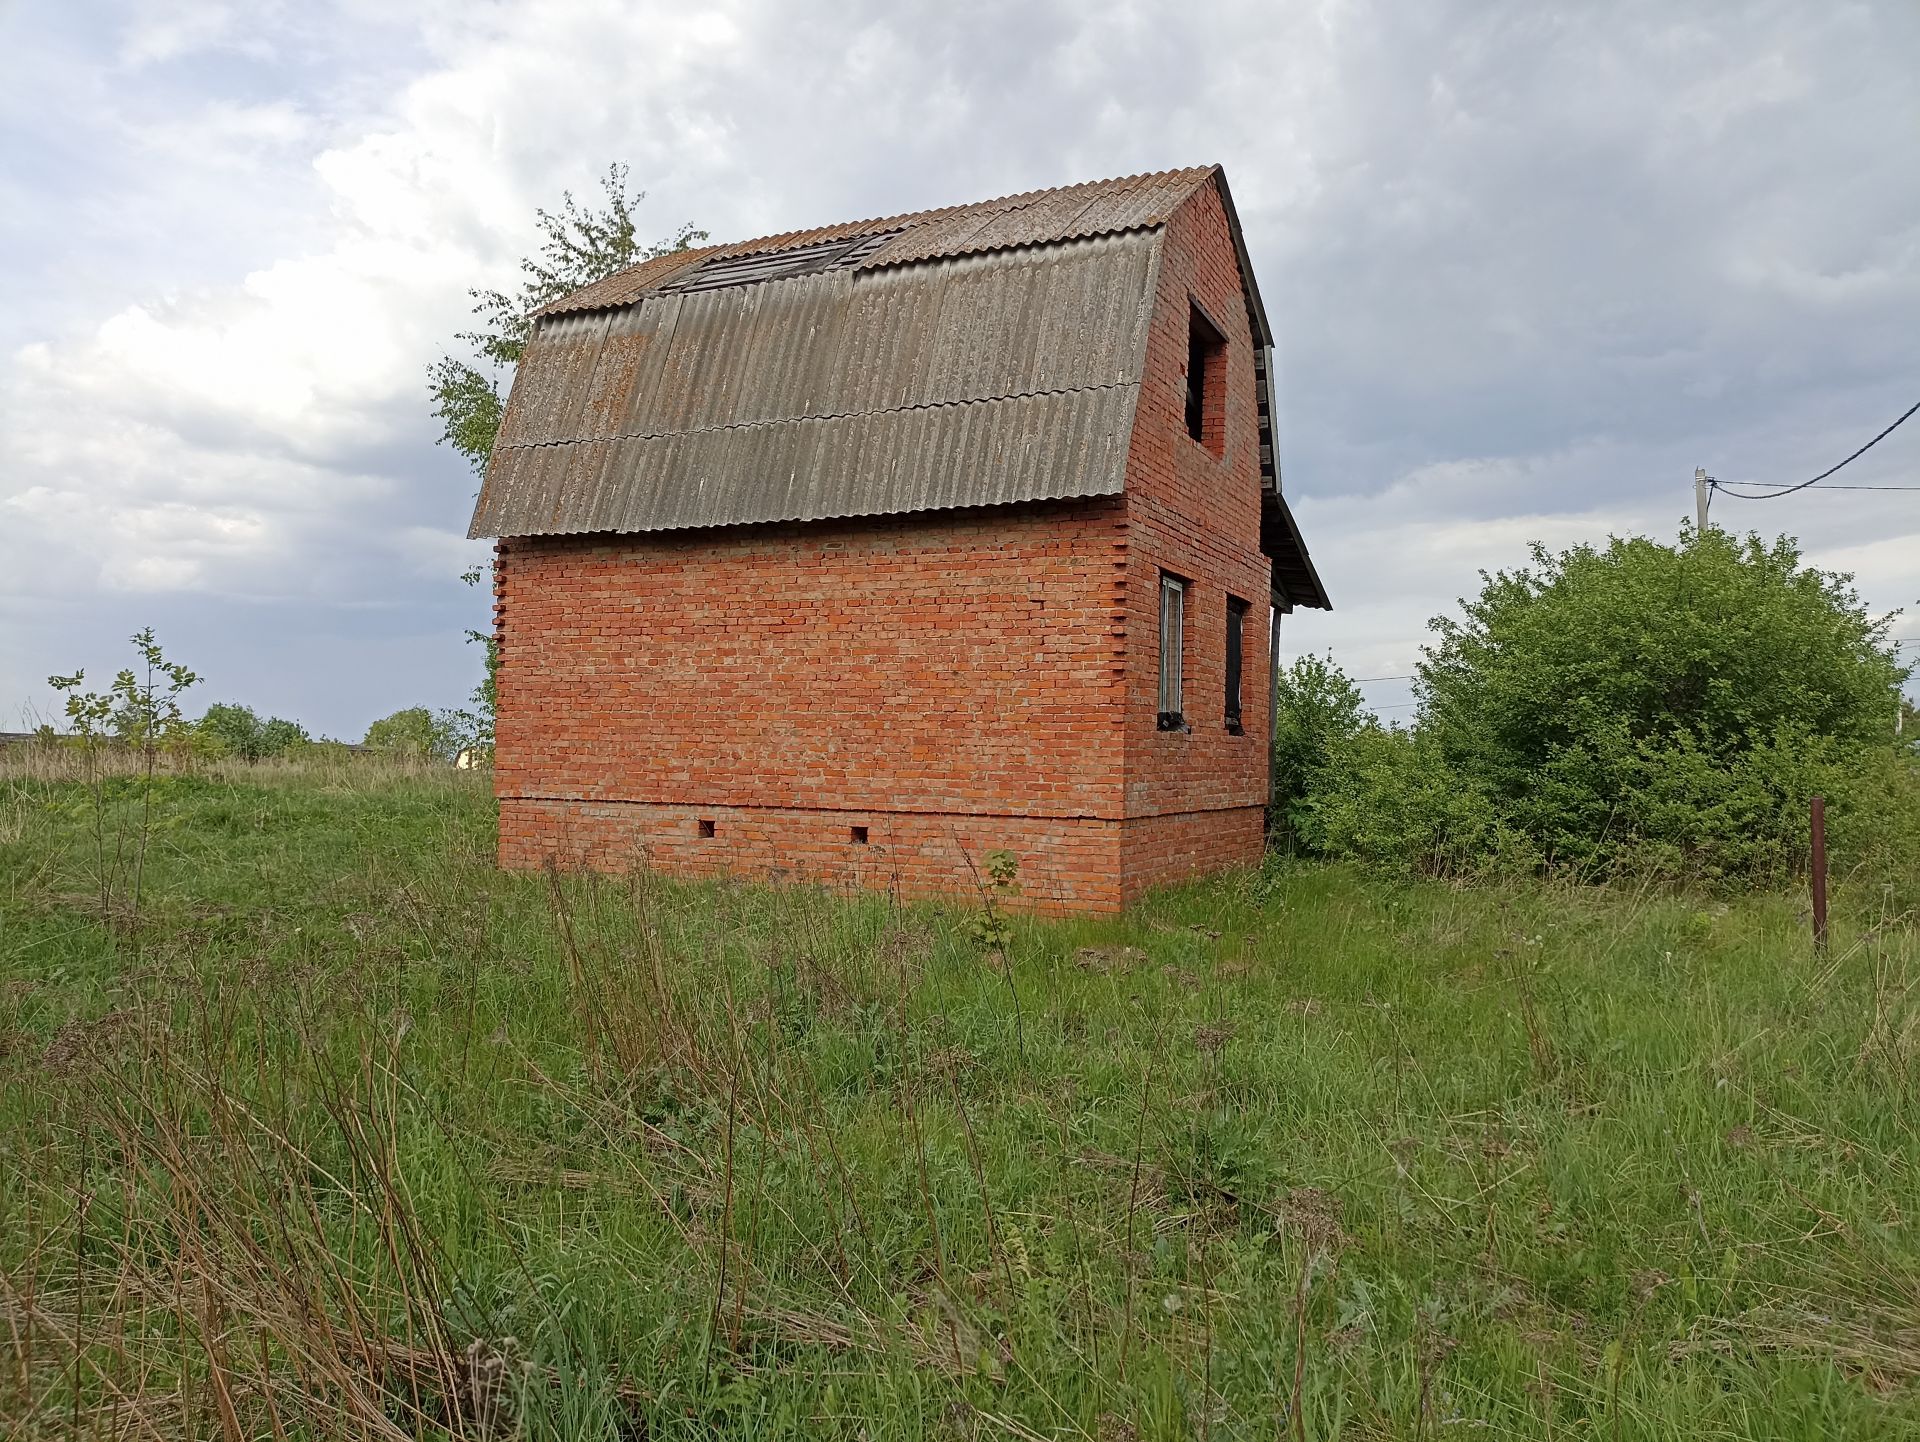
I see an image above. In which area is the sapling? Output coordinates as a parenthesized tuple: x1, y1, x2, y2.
(47, 627, 199, 931)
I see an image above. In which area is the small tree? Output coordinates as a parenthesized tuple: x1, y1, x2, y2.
(1269, 654, 1368, 844)
(196, 704, 311, 760)
(198, 702, 264, 759)
(257, 717, 311, 757)
(431, 165, 700, 763)
(48, 628, 199, 927)
(429, 164, 704, 478)
(364, 707, 461, 763)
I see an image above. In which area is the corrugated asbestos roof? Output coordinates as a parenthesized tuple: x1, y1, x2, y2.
(471, 227, 1163, 537)
(467, 165, 1328, 610)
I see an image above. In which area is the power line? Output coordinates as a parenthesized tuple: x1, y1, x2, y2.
(1712, 397, 1920, 500)
(1721, 479, 1920, 492)
(1351, 672, 1414, 682)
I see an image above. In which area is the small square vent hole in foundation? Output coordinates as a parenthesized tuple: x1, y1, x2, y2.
(697, 818, 716, 838)
(850, 826, 869, 845)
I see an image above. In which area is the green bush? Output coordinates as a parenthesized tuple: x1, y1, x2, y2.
(1269, 654, 1366, 844)
(1277, 527, 1913, 892)
(1422, 527, 1903, 770)
(257, 717, 311, 757)
(196, 703, 261, 758)
(1824, 747, 1920, 912)
(363, 707, 463, 763)
(1295, 724, 1537, 876)
(1415, 526, 1907, 883)
(195, 703, 311, 761)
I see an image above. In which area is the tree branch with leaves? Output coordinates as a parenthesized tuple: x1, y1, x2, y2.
(430, 164, 703, 755)
(429, 163, 704, 477)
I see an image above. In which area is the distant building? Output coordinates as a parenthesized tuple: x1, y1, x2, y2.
(468, 166, 1328, 910)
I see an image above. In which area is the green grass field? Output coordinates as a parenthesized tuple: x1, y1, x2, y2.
(2, 760, 1915, 1439)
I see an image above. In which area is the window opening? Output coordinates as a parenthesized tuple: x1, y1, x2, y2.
(1185, 302, 1227, 455)
(1158, 573, 1186, 730)
(1225, 596, 1249, 732)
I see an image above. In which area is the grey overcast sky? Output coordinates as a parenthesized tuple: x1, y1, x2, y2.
(3, 0, 1916, 735)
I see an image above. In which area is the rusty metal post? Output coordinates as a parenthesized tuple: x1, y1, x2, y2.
(1810, 795, 1828, 953)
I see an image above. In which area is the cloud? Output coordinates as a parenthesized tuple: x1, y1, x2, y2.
(3, 0, 1917, 736)
(115, 0, 268, 70)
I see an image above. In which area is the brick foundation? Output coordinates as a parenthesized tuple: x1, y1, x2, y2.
(500, 797, 1126, 911)
(499, 797, 1265, 912)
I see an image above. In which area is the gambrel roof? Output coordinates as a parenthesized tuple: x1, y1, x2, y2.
(469, 166, 1330, 611)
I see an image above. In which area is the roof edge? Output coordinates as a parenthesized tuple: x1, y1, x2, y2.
(471, 484, 1131, 544)
(1206, 167, 1273, 349)
(685, 165, 1210, 263)
(1262, 491, 1332, 612)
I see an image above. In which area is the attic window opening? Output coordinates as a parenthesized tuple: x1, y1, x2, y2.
(1185, 302, 1227, 455)
(697, 818, 716, 838)
(662, 230, 899, 294)
(850, 825, 869, 845)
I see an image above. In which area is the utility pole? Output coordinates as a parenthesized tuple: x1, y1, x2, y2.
(1810, 795, 1829, 953)
(1694, 468, 1710, 531)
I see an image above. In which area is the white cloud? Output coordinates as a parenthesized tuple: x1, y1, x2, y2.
(132, 98, 318, 169)
(3, 0, 1918, 733)
(116, 0, 270, 69)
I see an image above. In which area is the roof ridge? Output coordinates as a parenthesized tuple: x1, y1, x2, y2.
(716, 163, 1219, 259)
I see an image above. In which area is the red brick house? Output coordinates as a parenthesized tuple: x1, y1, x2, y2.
(468, 165, 1328, 911)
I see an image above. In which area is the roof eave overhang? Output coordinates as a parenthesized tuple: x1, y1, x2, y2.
(1262, 490, 1332, 613)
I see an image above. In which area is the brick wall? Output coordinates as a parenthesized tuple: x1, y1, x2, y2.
(494, 498, 1134, 910)
(1120, 806, 1267, 895)
(1115, 181, 1273, 885)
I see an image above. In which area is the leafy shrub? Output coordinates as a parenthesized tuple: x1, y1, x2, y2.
(1413, 526, 1907, 884)
(363, 707, 463, 763)
(1296, 724, 1538, 876)
(1269, 654, 1366, 845)
(1422, 527, 1903, 770)
(258, 717, 311, 756)
(1278, 527, 1913, 892)
(1824, 748, 1920, 912)
(196, 703, 311, 761)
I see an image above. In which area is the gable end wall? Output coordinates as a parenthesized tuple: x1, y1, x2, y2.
(1117, 180, 1273, 897)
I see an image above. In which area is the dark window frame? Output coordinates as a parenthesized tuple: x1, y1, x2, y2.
(1157, 571, 1187, 731)
(1225, 595, 1250, 733)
